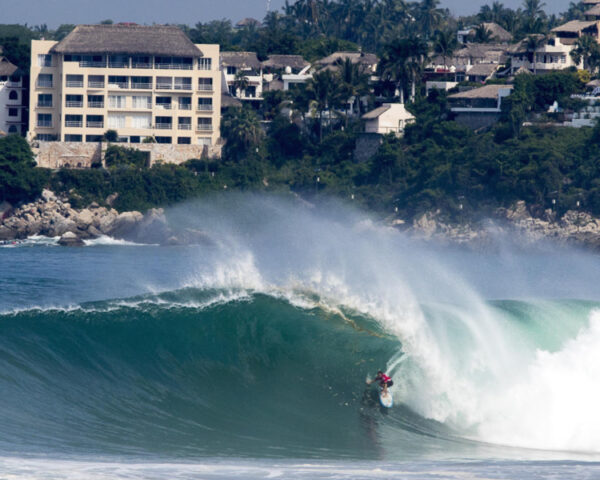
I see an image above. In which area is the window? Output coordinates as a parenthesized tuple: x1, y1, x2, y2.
(198, 137, 212, 146)
(178, 117, 192, 130)
(108, 113, 126, 128)
(37, 113, 52, 127)
(38, 54, 52, 67)
(8, 108, 18, 117)
(198, 78, 213, 91)
(197, 118, 212, 131)
(109, 54, 129, 68)
(37, 134, 57, 141)
(156, 76, 172, 89)
(86, 135, 103, 142)
(131, 76, 152, 89)
(132, 56, 152, 69)
(66, 94, 83, 107)
(65, 114, 83, 127)
(8, 125, 17, 134)
(37, 93, 52, 107)
(88, 75, 105, 88)
(198, 58, 212, 70)
(245, 86, 256, 98)
(108, 95, 127, 108)
(155, 116, 173, 129)
(130, 136, 141, 143)
(130, 113, 152, 129)
(197, 98, 212, 111)
(226, 66, 237, 75)
(156, 96, 172, 109)
(132, 95, 152, 109)
(174, 77, 192, 90)
(155, 136, 172, 144)
(9, 90, 18, 100)
(178, 137, 191, 144)
(179, 97, 192, 109)
(108, 76, 128, 89)
(37, 74, 53, 88)
(66, 74, 83, 87)
(86, 115, 104, 128)
(65, 134, 82, 142)
(88, 95, 104, 108)
(561, 56, 566, 64)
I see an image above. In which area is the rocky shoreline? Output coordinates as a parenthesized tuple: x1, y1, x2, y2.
(0, 190, 210, 246)
(2, 192, 600, 250)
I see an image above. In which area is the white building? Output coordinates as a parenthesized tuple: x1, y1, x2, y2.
(362, 103, 415, 137)
(220, 51, 263, 102)
(0, 55, 26, 136)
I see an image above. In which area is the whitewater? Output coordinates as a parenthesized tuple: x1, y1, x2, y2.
(1, 194, 600, 479)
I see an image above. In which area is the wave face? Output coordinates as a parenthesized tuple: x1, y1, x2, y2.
(2, 194, 600, 460)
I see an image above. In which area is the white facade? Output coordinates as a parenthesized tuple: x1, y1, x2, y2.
(0, 66, 25, 135)
(510, 38, 581, 74)
(363, 103, 415, 136)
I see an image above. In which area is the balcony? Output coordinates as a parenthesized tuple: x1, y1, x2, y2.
(88, 101, 104, 108)
(179, 103, 192, 110)
(174, 84, 192, 91)
(66, 101, 83, 107)
(108, 81, 129, 89)
(197, 84, 213, 92)
(197, 104, 213, 112)
(37, 81, 53, 88)
(131, 82, 152, 89)
(65, 121, 83, 127)
(86, 121, 104, 128)
(66, 81, 84, 88)
(37, 121, 52, 128)
(196, 124, 212, 131)
(154, 123, 173, 129)
(37, 102, 53, 108)
(88, 81, 105, 88)
(156, 83, 173, 90)
(80, 61, 106, 68)
(132, 62, 152, 69)
(155, 63, 193, 70)
(156, 104, 172, 110)
(108, 61, 129, 68)
(178, 123, 192, 130)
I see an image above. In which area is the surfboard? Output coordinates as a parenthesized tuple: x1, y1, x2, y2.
(379, 389, 393, 408)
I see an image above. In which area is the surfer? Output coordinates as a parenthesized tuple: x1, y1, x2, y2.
(367, 370, 393, 395)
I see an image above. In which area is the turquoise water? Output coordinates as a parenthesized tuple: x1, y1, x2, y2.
(2, 196, 600, 478)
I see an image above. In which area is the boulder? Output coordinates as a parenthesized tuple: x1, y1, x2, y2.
(41, 189, 57, 203)
(106, 211, 144, 239)
(75, 209, 94, 229)
(58, 231, 84, 247)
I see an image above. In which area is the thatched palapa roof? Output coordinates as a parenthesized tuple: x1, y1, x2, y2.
(317, 51, 378, 67)
(261, 54, 309, 71)
(51, 24, 203, 57)
(220, 51, 261, 69)
(0, 57, 18, 76)
(551, 20, 597, 34)
(466, 63, 499, 78)
(481, 23, 512, 42)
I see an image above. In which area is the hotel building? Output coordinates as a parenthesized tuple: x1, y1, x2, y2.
(29, 24, 220, 149)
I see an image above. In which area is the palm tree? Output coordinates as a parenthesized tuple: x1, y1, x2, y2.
(379, 39, 412, 103)
(522, 0, 547, 34)
(305, 70, 347, 140)
(336, 57, 371, 120)
(433, 29, 458, 72)
(473, 23, 493, 43)
(418, 0, 443, 39)
(221, 106, 264, 161)
(524, 34, 546, 74)
(571, 34, 600, 73)
(232, 71, 250, 98)
(405, 38, 429, 101)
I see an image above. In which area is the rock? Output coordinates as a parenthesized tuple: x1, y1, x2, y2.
(89, 202, 100, 209)
(87, 225, 103, 238)
(105, 193, 119, 206)
(41, 189, 57, 203)
(75, 209, 94, 229)
(58, 231, 84, 247)
(0, 225, 16, 240)
(106, 211, 144, 239)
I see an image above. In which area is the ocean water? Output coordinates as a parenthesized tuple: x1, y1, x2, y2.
(1, 194, 600, 479)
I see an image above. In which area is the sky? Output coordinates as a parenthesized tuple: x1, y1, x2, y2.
(2, 0, 567, 29)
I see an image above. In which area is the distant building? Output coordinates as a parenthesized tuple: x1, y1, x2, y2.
(29, 24, 221, 150)
(316, 51, 378, 75)
(457, 23, 513, 44)
(261, 54, 311, 91)
(465, 63, 500, 83)
(0, 55, 26, 136)
(220, 51, 263, 102)
(362, 103, 415, 137)
(448, 84, 513, 129)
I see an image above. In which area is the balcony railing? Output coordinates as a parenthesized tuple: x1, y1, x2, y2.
(131, 82, 152, 89)
(37, 121, 52, 128)
(132, 62, 152, 69)
(80, 61, 106, 68)
(154, 123, 173, 129)
(156, 83, 173, 90)
(66, 81, 83, 88)
(174, 84, 192, 90)
(37, 102, 52, 108)
(156, 104, 172, 110)
(88, 101, 104, 108)
(66, 101, 83, 107)
(65, 121, 83, 127)
(179, 103, 192, 110)
(178, 123, 192, 130)
(197, 84, 213, 91)
(155, 63, 193, 70)
(197, 104, 213, 111)
(108, 82, 129, 89)
(37, 81, 53, 88)
(88, 81, 105, 88)
(108, 61, 129, 68)
(196, 124, 212, 131)
(86, 121, 104, 128)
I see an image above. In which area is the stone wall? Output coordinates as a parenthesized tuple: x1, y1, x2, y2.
(33, 141, 222, 169)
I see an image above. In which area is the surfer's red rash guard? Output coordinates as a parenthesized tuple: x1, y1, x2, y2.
(378, 374, 392, 385)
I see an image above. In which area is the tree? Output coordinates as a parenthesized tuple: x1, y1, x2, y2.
(524, 34, 546, 74)
(418, 0, 443, 39)
(103, 129, 118, 142)
(433, 29, 458, 71)
(221, 106, 264, 160)
(473, 24, 493, 43)
(232, 71, 250, 98)
(0, 135, 49, 205)
(336, 57, 371, 118)
(305, 69, 347, 140)
(570, 34, 600, 74)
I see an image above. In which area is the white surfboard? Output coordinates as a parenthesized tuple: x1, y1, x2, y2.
(379, 389, 393, 408)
